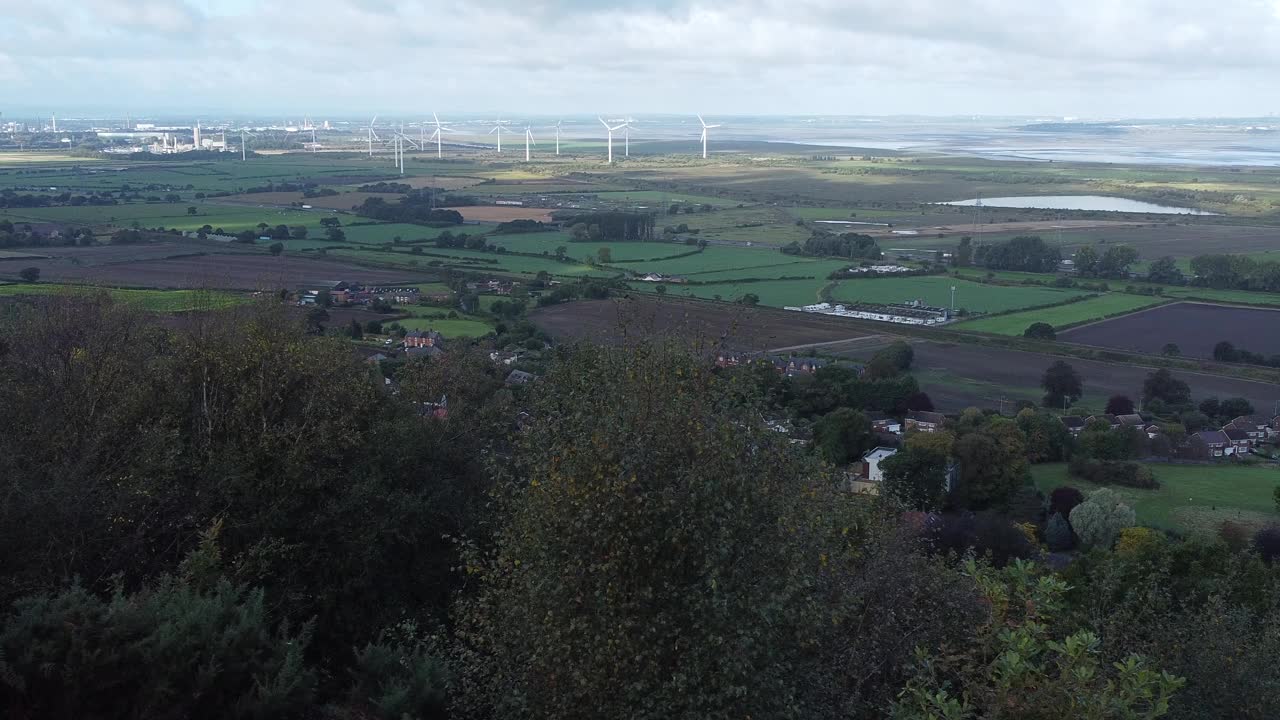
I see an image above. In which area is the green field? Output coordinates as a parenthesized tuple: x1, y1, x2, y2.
(1032, 462, 1280, 534)
(832, 276, 1089, 314)
(956, 293, 1166, 335)
(629, 278, 833, 308)
(0, 282, 245, 311)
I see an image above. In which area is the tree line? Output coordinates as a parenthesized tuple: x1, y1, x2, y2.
(782, 230, 883, 259)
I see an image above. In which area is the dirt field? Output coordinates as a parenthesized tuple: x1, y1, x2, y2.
(0, 253, 431, 290)
(452, 205, 556, 223)
(530, 295, 883, 352)
(1061, 302, 1280, 359)
(215, 192, 382, 211)
(827, 338, 1280, 414)
(852, 219, 1151, 240)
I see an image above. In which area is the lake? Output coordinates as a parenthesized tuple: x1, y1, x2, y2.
(938, 195, 1217, 215)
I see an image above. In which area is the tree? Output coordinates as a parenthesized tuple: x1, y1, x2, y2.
(364, 320, 383, 335)
(316, 290, 332, 308)
(319, 217, 340, 228)
(880, 446, 947, 511)
(1253, 526, 1280, 564)
(553, 245, 567, 261)
(1023, 322, 1056, 340)
(1073, 245, 1100, 276)
(348, 319, 364, 340)
(1147, 255, 1185, 285)
(1106, 394, 1135, 416)
(1040, 360, 1083, 408)
(1161, 343, 1181, 357)
(186, 206, 198, 215)
(954, 236, 973, 267)
(326, 227, 346, 242)
(1049, 486, 1086, 518)
(268, 242, 284, 256)
(867, 341, 914, 378)
(1097, 244, 1139, 278)
(1220, 397, 1255, 419)
(1069, 488, 1135, 549)
(954, 419, 1029, 510)
(256, 222, 269, 233)
(813, 408, 875, 466)
(1213, 341, 1239, 362)
(18, 266, 39, 283)
(1045, 512, 1075, 551)
(597, 247, 612, 264)
(1142, 369, 1191, 407)
(290, 225, 308, 239)
(453, 341, 866, 719)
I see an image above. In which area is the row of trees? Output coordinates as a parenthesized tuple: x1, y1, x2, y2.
(1190, 254, 1280, 292)
(782, 230, 883, 259)
(563, 211, 656, 242)
(354, 194, 465, 225)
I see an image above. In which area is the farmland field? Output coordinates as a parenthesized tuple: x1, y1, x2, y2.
(828, 338, 1280, 415)
(0, 282, 245, 311)
(955, 294, 1166, 335)
(633, 278, 833, 308)
(1060, 302, 1280, 359)
(1032, 462, 1280, 534)
(832, 276, 1090, 314)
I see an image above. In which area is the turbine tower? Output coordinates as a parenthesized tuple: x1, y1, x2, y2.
(523, 125, 537, 162)
(554, 120, 563, 155)
(365, 116, 380, 157)
(240, 129, 257, 161)
(623, 117, 635, 157)
(598, 117, 627, 164)
(697, 114, 721, 159)
(488, 118, 510, 153)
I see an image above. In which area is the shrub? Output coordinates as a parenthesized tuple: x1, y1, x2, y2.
(924, 512, 1036, 567)
(1115, 526, 1164, 557)
(1068, 458, 1159, 489)
(1023, 322, 1055, 340)
(346, 621, 450, 720)
(1049, 486, 1085, 518)
(1045, 512, 1074, 552)
(1069, 488, 1136, 549)
(1254, 526, 1280, 564)
(1219, 520, 1252, 552)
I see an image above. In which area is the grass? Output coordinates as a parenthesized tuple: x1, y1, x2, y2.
(0, 282, 245, 311)
(386, 302, 493, 337)
(956, 294, 1165, 335)
(629, 278, 833, 308)
(832, 276, 1090, 314)
(1032, 462, 1280, 534)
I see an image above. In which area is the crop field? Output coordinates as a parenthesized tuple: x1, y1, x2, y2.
(588, 190, 743, 207)
(1060, 302, 1280, 359)
(1032, 462, 1280, 534)
(0, 202, 325, 232)
(632, 278, 833, 308)
(828, 339, 1280, 415)
(955, 294, 1165, 335)
(328, 246, 614, 279)
(0, 282, 245, 311)
(831, 276, 1090, 314)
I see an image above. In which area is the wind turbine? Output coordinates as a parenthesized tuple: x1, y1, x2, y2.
(428, 112, 455, 159)
(523, 125, 537, 162)
(623, 117, 635, 158)
(554, 120, 563, 155)
(697, 114, 721, 159)
(365, 116, 380, 157)
(488, 118, 510, 153)
(599, 117, 627, 164)
(240, 129, 257, 161)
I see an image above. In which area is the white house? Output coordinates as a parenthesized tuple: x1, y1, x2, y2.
(862, 447, 899, 484)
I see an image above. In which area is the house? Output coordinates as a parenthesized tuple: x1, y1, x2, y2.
(865, 411, 902, 435)
(1143, 424, 1164, 440)
(1059, 416, 1086, 436)
(861, 447, 899, 485)
(506, 369, 536, 386)
(905, 410, 946, 433)
(1116, 414, 1145, 428)
(1223, 427, 1254, 454)
(1229, 416, 1273, 441)
(775, 356, 828, 377)
(1194, 430, 1232, 458)
(404, 330, 444, 349)
(416, 394, 448, 420)
(490, 350, 522, 366)
(1086, 414, 1121, 430)
(404, 345, 444, 359)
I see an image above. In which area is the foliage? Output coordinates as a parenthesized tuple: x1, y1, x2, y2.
(867, 340, 916, 378)
(1069, 458, 1159, 489)
(1115, 527, 1165, 557)
(815, 407, 876, 466)
(1049, 486, 1086, 518)
(923, 513, 1037, 567)
(1255, 526, 1280, 564)
(785, 230, 882, 259)
(354, 194, 464, 225)
(974, 235, 1061, 273)
(893, 559, 1183, 720)
(954, 418, 1030, 510)
(1142, 369, 1191, 408)
(1069, 489, 1136, 549)
(1146, 256, 1186, 285)
(1016, 409, 1073, 463)
(347, 621, 451, 720)
(1045, 512, 1075, 552)
(1106, 395, 1136, 416)
(18, 266, 39, 282)
(1023, 321, 1056, 340)
(1041, 360, 1083, 408)
(882, 446, 949, 511)
(560, 211, 656, 242)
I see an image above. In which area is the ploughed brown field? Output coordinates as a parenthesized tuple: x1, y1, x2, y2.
(1060, 302, 1280, 360)
(0, 253, 431, 290)
(530, 294, 884, 352)
(827, 337, 1280, 414)
(452, 206, 555, 223)
(216, 192, 383, 211)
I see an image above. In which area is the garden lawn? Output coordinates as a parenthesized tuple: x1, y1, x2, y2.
(1031, 462, 1280, 534)
(833, 276, 1089, 314)
(956, 293, 1165, 335)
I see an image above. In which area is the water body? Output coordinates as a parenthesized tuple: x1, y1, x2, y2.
(938, 195, 1217, 215)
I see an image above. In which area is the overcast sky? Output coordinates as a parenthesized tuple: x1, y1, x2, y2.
(3, 0, 1280, 118)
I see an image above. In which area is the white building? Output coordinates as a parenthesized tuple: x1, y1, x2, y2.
(862, 447, 898, 484)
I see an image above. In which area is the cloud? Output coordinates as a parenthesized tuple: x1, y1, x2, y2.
(3, 0, 1280, 116)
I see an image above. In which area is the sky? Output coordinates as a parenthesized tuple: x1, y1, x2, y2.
(2, 0, 1280, 119)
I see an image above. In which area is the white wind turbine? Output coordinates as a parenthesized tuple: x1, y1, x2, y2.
(392, 132, 420, 173)
(365, 116, 380, 157)
(239, 129, 257, 161)
(554, 120, 563, 155)
(488, 118, 511, 153)
(622, 117, 635, 158)
(523, 125, 537, 162)
(428, 113, 455, 159)
(697, 113, 721, 159)
(599, 117, 627, 164)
